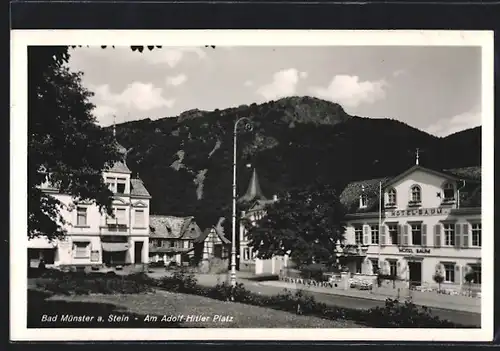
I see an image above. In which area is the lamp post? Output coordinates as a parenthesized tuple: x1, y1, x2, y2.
(230, 117, 253, 287)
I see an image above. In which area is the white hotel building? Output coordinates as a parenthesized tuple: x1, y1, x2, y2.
(341, 163, 481, 291)
(28, 142, 152, 268)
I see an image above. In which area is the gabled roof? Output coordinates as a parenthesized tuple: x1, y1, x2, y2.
(149, 215, 201, 240)
(382, 165, 460, 188)
(131, 178, 151, 198)
(194, 217, 231, 244)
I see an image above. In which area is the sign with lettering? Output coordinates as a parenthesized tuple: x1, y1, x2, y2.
(398, 247, 431, 254)
(386, 207, 450, 218)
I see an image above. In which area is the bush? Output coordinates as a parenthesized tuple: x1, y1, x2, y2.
(158, 271, 198, 293)
(299, 264, 329, 281)
(35, 270, 154, 295)
(364, 298, 459, 327)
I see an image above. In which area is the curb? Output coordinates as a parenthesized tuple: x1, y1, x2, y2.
(257, 282, 481, 315)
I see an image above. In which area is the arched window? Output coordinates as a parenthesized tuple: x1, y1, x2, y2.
(443, 182, 455, 200)
(410, 185, 421, 203)
(387, 188, 397, 204)
(360, 194, 368, 208)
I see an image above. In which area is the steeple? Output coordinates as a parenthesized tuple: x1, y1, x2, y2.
(238, 168, 267, 203)
(113, 114, 116, 138)
(415, 148, 420, 165)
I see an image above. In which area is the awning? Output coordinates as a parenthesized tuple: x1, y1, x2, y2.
(102, 242, 129, 252)
(28, 237, 57, 249)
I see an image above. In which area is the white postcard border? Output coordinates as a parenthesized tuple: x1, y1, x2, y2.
(10, 30, 494, 342)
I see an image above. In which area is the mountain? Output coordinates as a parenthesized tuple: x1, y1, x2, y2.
(112, 96, 481, 229)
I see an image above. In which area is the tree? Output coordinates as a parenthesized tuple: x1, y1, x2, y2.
(245, 182, 346, 267)
(432, 271, 444, 293)
(28, 46, 121, 239)
(464, 270, 476, 297)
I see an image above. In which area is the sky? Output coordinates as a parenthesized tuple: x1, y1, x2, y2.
(67, 45, 482, 137)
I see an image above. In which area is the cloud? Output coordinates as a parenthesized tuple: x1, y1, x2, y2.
(166, 74, 188, 86)
(141, 47, 207, 67)
(257, 68, 307, 100)
(244, 80, 254, 87)
(425, 107, 481, 137)
(309, 75, 388, 108)
(90, 82, 175, 121)
(393, 69, 407, 77)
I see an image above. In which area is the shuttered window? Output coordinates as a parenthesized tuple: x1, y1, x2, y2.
(462, 224, 469, 248)
(363, 225, 370, 245)
(434, 224, 441, 247)
(402, 225, 409, 246)
(380, 225, 386, 246)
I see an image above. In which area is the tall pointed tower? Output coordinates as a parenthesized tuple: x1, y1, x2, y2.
(238, 168, 267, 204)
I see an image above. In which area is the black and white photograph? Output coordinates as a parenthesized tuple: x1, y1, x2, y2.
(10, 30, 493, 341)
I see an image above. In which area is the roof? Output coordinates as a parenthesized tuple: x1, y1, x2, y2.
(149, 215, 201, 239)
(382, 165, 460, 188)
(244, 199, 276, 215)
(194, 217, 231, 244)
(131, 178, 151, 198)
(340, 165, 481, 213)
(445, 167, 481, 181)
(106, 142, 132, 174)
(340, 177, 392, 214)
(238, 168, 268, 203)
(107, 161, 132, 174)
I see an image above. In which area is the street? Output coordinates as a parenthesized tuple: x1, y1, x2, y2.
(191, 273, 481, 328)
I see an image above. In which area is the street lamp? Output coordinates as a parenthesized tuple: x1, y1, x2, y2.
(230, 117, 253, 288)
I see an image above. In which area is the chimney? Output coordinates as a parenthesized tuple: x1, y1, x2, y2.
(272, 194, 278, 202)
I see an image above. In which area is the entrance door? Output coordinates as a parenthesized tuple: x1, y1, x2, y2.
(408, 261, 422, 287)
(134, 242, 143, 264)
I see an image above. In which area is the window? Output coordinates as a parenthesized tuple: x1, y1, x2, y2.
(360, 194, 368, 208)
(105, 177, 116, 193)
(472, 223, 481, 247)
(370, 259, 379, 274)
(468, 264, 481, 284)
(115, 208, 127, 225)
(74, 241, 90, 258)
(443, 182, 455, 200)
(117, 178, 127, 194)
(388, 260, 397, 277)
(134, 209, 145, 227)
(354, 226, 363, 245)
(76, 207, 87, 226)
(410, 185, 421, 203)
(388, 224, 398, 245)
(105, 177, 128, 194)
(443, 224, 455, 246)
(243, 247, 250, 261)
(355, 261, 362, 274)
(370, 225, 379, 245)
(411, 223, 422, 246)
(387, 188, 396, 205)
(443, 263, 455, 283)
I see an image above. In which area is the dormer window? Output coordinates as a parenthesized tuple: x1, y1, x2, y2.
(360, 194, 368, 208)
(387, 188, 397, 206)
(410, 185, 421, 205)
(443, 182, 455, 201)
(105, 176, 128, 194)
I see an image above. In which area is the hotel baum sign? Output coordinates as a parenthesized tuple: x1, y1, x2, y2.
(385, 207, 450, 218)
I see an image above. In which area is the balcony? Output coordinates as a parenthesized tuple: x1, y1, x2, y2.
(384, 202, 396, 209)
(100, 224, 129, 235)
(407, 200, 421, 208)
(339, 244, 368, 257)
(441, 197, 456, 206)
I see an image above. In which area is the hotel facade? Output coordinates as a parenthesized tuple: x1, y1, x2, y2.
(341, 164, 481, 292)
(28, 143, 152, 268)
